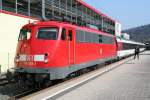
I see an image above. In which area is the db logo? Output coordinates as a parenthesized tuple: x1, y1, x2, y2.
(26, 55, 34, 61)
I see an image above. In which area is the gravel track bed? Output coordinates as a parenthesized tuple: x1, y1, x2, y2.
(0, 83, 30, 100)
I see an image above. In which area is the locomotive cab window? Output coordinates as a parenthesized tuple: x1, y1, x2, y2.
(18, 29, 31, 41)
(68, 30, 73, 41)
(37, 28, 58, 40)
(61, 28, 66, 40)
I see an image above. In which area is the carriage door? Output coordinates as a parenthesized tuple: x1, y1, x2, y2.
(68, 28, 75, 65)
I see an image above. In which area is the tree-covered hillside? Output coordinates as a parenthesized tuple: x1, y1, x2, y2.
(123, 24, 150, 42)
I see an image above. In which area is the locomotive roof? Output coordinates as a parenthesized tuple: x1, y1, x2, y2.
(23, 21, 115, 37)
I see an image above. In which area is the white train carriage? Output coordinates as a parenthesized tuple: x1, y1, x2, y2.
(117, 38, 145, 58)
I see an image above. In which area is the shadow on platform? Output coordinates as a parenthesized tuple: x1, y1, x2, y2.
(140, 54, 150, 55)
(125, 62, 136, 64)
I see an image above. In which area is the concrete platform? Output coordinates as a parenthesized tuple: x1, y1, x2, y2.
(56, 51, 150, 100)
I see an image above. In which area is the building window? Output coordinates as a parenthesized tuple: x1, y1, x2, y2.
(0, 0, 2, 10)
(30, 1, 42, 19)
(2, 0, 16, 13)
(17, 0, 29, 16)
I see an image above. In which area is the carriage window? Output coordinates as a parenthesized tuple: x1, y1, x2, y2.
(18, 29, 31, 41)
(37, 28, 58, 40)
(61, 28, 66, 40)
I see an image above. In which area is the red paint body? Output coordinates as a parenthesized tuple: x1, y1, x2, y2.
(15, 21, 117, 69)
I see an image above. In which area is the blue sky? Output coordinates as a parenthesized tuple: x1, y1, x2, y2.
(84, 0, 150, 30)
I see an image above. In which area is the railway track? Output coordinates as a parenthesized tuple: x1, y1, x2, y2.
(0, 75, 10, 86)
(2, 64, 105, 100)
(20, 56, 132, 100)
(8, 89, 37, 100)
(0, 75, 36, 100)
(0, 80, 10, 86)
(0, 57, 129, 100)
(0, 81, 38, 100)
(20, 57, 133, 100)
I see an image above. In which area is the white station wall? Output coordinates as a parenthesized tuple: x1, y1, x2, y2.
(0, 13, 36, 73)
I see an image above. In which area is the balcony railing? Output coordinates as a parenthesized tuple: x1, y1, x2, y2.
(1, 0, 115, 35)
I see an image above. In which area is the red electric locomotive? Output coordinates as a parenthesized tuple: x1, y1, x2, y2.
(12, 21, 117, 83)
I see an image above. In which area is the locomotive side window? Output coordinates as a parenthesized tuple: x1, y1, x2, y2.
(99, 35, 102, 43)
(37, 28, 58, 40)
(61, 28, 66, 40)
(76, 29, 114, 44)
(93, 33, 100, 43)
(68, 30, 73, 41)
(102, 36, 114, 44)
(76, 30, 85, 42)
(76, 30, 80, 42)
(18, 29, 31, 41)
(84, 32, 89, 43)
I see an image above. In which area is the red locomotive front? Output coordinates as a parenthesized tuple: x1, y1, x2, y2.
(15, 23, 65, 68)
(14, 21, 76, 82)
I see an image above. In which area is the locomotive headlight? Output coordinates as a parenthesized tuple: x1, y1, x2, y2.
(14, 55, 20, 63)
(15, 58, 19, 63)
(44, 59, 49, 64)
(44, 53, 49, 64)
